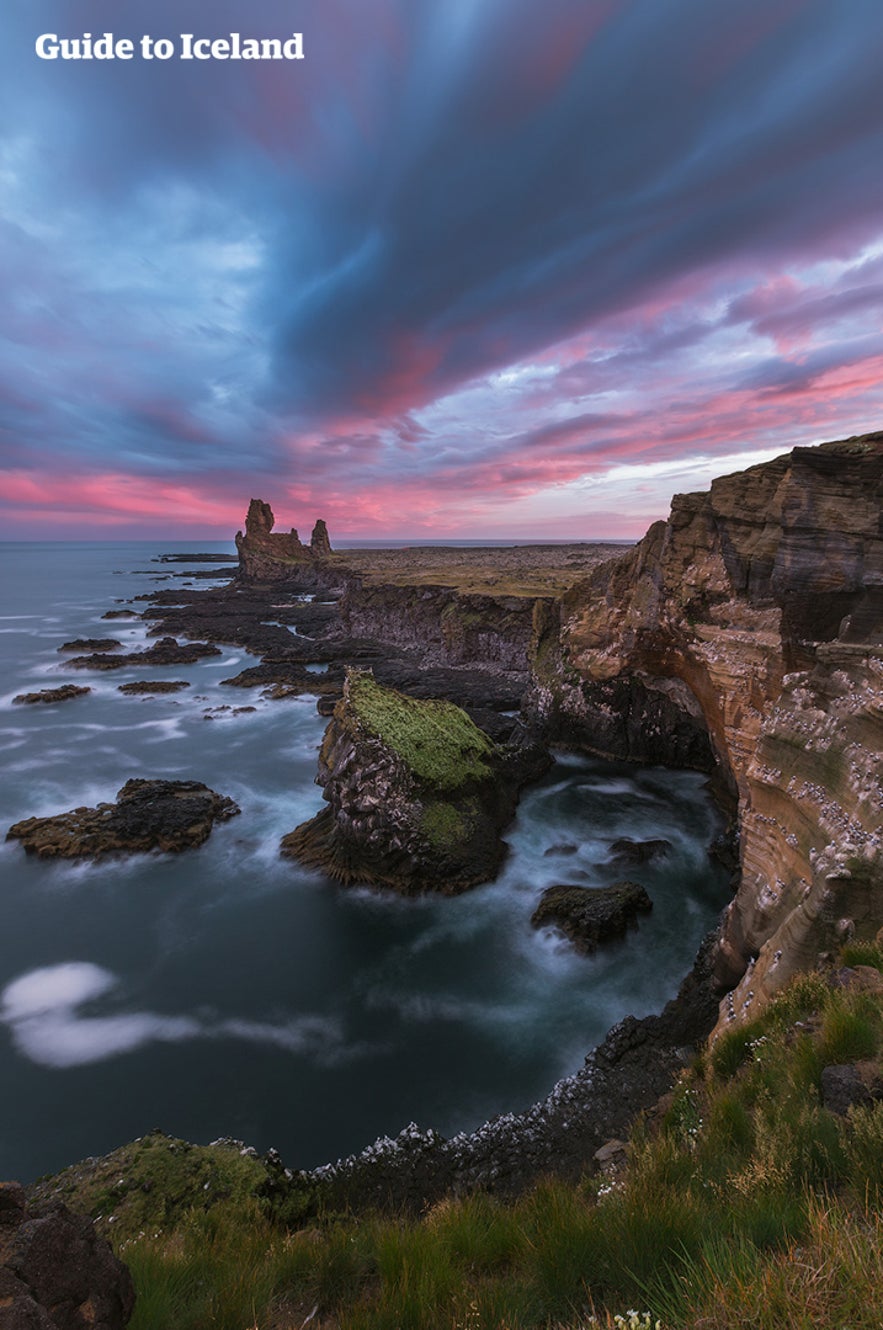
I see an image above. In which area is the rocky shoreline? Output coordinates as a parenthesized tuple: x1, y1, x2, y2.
(12, 431, 881, 1219)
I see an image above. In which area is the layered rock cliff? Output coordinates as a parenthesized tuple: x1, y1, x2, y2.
(528, 433, 883, 1034)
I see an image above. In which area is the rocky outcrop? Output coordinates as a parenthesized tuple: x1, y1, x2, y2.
(528, 432, 883, 1033)
(6, 779, 239, 860)
(12, 686, 91, 706)
(0, 1182, 134, 1329)
(235, 499, 333, 583)
(117, 680, 190, 695)
(530, 881, 653, 953)
(67, 637, 221, 671)
(58, 639, 121, 653)
(310, 518, 332, 557)
(282, 670, 547, 893)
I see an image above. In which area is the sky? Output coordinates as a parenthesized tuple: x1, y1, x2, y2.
(2, 0, 883, 540)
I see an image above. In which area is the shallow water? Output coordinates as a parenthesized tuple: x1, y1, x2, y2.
(0, 542, 731, 1182)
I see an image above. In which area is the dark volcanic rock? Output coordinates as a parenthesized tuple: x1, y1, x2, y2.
(311, 518, 332, 556)
(58, 639, 122, 653)
(117, 680, 190, 695)
(6, 779, 239, 860)
(235, 499, 333, 583)
(531, 881, 653, 953)
(283, 670, 548, 894)
(607, 837, 672, 868)
(0, 1186, 134, 1329)
(154, 552, 238, 563)
(100, 610, 140, 620)
(67, 637, 221, 671)
(12, 685, 91, 706)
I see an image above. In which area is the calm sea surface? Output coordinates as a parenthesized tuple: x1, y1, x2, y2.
(0, 542, 730, 1182)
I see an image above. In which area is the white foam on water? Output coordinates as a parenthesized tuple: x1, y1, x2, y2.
(1, 962, 115, 1019)
(0, 962, 363, 1069)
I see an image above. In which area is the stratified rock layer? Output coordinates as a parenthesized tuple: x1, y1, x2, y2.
(283, 670, 547, 893)
(527, 433, 883, 1033)
(7, 779, 240, 860)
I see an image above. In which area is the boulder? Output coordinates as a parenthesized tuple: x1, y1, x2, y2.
(7, 779, 239, 860)
(531, 881, 653, 954)
(607, 837, 672, 868)
(0, 1185, 134, 1329)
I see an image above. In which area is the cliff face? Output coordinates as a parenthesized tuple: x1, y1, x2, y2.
(339, 582, 548, 674)
(235, 499, 333, 582)
(529, 434, 883, 1034)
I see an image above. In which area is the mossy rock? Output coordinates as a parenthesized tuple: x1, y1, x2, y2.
(345, 670, 495, 791)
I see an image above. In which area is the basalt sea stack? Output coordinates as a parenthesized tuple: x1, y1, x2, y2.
(282, 669, 546, 893)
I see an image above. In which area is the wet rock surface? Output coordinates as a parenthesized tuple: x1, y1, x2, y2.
(116, 680, 190, 695)
(6, 779, 239, 860)
(58, 639, 122, 653)
(531, 881, 653, 953)
(12, 685, 91, 706)
(0, 1183, 134, 1329)
(607, 836, 672, 868)
(67, 637, 221, 671)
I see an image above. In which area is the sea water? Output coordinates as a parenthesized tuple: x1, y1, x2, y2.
(0, 542, 731, 1182)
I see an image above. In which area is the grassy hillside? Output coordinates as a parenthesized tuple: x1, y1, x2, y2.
(37, 944, 883, 1329)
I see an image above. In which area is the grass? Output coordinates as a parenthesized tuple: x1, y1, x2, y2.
(45, 957, 883, 1329)
(345, 671, 496, 791)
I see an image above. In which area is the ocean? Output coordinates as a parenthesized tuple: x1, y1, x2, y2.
(0, 541, 730, 1183)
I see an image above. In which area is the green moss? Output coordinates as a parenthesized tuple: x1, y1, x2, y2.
(347, 672, 496, 791)
(29, 1132, 275, 1243)
(419, 800, 467, 851)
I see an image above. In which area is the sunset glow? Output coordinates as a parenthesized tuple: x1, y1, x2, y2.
(2, 1, 883, 538)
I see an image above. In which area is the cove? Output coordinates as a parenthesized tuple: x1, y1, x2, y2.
(0, 542, 730, 1183)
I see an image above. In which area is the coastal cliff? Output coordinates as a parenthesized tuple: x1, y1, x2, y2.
(529, 433, 883, 1034)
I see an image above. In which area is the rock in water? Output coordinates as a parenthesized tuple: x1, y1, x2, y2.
(531, 881, 653, 953)
(282, 669, 547, 893)
(12, 685, 91, 706)
(6, 779, 240, 860)
(0, 1182, 134, 1329)
(607, 837, 672, 867)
